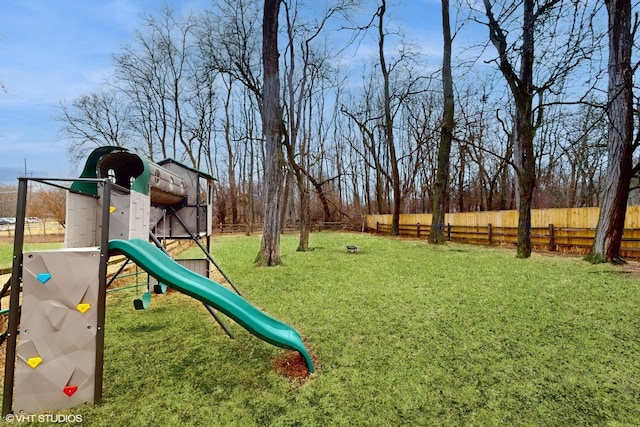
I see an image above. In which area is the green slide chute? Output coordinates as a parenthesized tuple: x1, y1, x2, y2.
(108, 238, 314, 373)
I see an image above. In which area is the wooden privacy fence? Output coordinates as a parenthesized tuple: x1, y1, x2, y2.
(366, 206, 640, 259)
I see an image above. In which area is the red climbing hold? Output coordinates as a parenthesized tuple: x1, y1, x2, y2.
(63, 385, 78, 397)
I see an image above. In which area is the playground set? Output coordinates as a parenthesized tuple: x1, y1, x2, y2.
(1, 146, 314, 415)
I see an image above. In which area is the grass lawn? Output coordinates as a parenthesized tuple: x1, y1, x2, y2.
(0, 242, 64, 270)
(3, 232, 640, 426)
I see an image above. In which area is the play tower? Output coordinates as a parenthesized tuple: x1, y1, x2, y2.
(2, 146, 314, 416)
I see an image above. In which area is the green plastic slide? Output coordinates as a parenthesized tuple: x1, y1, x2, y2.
(108, 238, 314, 373)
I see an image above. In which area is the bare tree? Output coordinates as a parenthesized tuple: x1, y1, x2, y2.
(58, 90, 130, 163)
(198, 0, 265, 229)
(342, 80, 389, 215)
(588, 0, 635, 263)
(282, 0, 318, 251)
(240, 87, 261, 234)
(281, 0, 350, 251)
(483, 0, 538, 258)
(535, 102, 607, 208)
(0, 186, 17, 218)
(454, 81, 515, 212)
(199, 0, 263, 107)
(113, 8, 195, 161)
(255, 0, 284, 266)
(221, 75, 239, 224)
(482, 0, 590, 257)
(429, 0, 455, 244)
(377, 0, 402, 235)
(186, 50, 218, 172)
(60, 7, 217, 172)
(51, 0, 630, 251)
(29, 186, 67, 228)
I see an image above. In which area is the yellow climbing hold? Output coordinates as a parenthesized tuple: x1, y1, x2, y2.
(109, 206, 117, 214)
(77, 303, 91, 314)
(27, 357, 42, 369)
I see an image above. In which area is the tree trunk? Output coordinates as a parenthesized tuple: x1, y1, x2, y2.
(223, 79, 239, 224)
(255, 0, 283, 266)
(378, 0, 402, 235)
(514, 99, 536, 258)
(429, 0, 454, 244)
(305, 174, 332, 222)
(458, 146, 466, 212)
(588, 0, 633, 263)
(282, 127, 313, 251)
(298, 189, 311, 251)
(484, 0, 536, 258)
(374, 145, 386, 214)
(246, 139, 255, 236)
(280, 169, 292, 230)
(515, 147, 535, 258)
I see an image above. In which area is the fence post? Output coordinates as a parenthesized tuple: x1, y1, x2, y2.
(548, 224, 555, 252)
(447, 223, 451, 241)
(488, 223, 493, 246)
(417, 222, 421, 238)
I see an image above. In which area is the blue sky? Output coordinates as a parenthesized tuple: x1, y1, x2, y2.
(0, 0, 214, 184)
(0, 0, 447, 185)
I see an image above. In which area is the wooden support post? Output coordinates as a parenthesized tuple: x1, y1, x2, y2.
(447, 223, 451, 241)
(417, 222, 421, 238)
(549, 224, 555, 252)
(488, 223, 493, 246)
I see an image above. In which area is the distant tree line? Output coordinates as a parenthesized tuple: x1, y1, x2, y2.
(0, 184, 66, 228)
(55, 0, 637, 261)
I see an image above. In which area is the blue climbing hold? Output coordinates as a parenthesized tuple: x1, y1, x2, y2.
(37, 273, 52, 284)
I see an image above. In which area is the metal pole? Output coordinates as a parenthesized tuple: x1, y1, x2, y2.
(94, 179, 111, 404)
(2, 178, 29, 416)
(206, 234, 211, 278)
(203, 304, 235, 338)
(106, 259, 131, 289)
(149, 231, 235, 339)
(169, 207, 242, 296)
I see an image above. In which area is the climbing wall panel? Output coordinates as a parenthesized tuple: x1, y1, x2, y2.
(14, 248, 100, 413)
